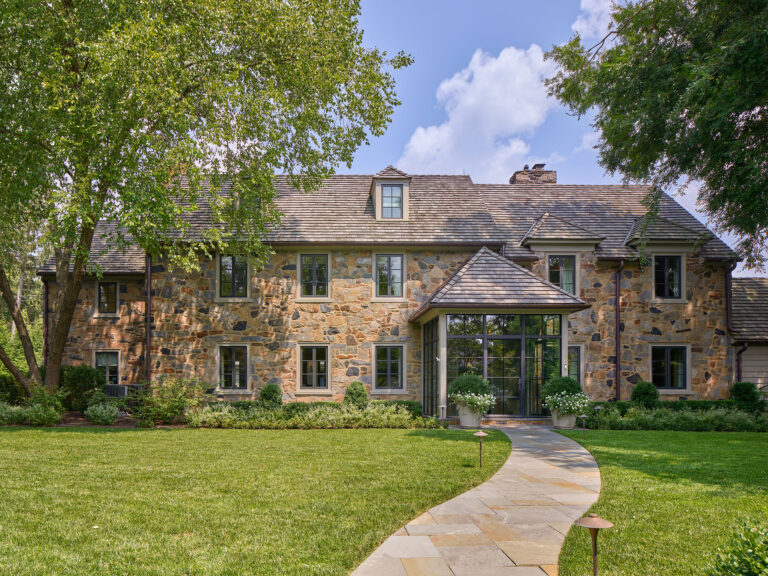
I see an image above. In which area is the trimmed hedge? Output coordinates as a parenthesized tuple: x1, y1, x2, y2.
(584, 405, 768, 432)
(592, 399, 739, 416)
(187, 401, 441, 429)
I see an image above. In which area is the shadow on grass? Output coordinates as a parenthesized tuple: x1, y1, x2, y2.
(405, 428, 511, 445)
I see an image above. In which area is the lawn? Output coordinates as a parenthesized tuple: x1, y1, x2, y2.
(0, 427, 509, 576)
(557, 431, 768, 576)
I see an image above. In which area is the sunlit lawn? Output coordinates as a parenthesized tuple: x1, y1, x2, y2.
(0, 427, 510, 576)
(558, 431, 768, 576)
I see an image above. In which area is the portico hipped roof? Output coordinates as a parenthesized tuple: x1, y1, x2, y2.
(410, 247, 589, 322)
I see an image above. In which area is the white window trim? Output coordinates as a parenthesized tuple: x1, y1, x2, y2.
(296, 251, 332, 303)
(216, 343, 251, 394)
(651, 252, 687, 303)
(214, 253, 252, 303)
(373, 179, 410, 221)
(566, 343, 584, 389)
(296, 343, 333, 396)
(649, 343, 692, 394)
(373, 343, 408, 395)
(371, 252, 407, 302)
(92, 349, 121, 386)
(93, 281, 119, 318)
(544, 252, 580, 296)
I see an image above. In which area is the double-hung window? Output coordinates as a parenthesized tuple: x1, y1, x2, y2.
(651, 346, 687, 390)
(381, 185, 403, 219)
(300, 254, 329, 298)
(654, 255, 682, 299)
(219, 255, 248, 298)
(548, 255, 576, 294)
(375, 345, 404, 391)
(220, 345, 248, 390)
(97, 282, 118, 314)
(300, 346, 328, 389)
(376, 254, 404, 297)
(567, 345, 581, 385)
(95, 351, 119, 386)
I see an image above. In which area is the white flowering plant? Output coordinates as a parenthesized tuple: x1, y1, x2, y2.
(448, 392, 495, 415)
(543, 391, 591, 415)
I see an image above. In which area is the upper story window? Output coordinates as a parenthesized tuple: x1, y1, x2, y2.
(548, 255, 576, 294)
(651, 346, 687, 390)
(299, 254, 329, 298)
(654, 255, 682, 299)
(381, 185, 403, 219)
(376, 254, 404, 298)
(219, 255, 248, 298)
(97, 282, 118, 314)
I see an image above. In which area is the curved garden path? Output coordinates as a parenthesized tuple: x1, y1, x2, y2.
(351, 425, 600, 576)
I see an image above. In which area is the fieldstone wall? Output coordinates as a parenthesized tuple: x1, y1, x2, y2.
(529, 252, 732, 400)
(149, 249, 473, 401)
(47, 278, 147, 384)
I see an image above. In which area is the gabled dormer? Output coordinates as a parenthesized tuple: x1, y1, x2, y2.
(370, 165, 411, 221)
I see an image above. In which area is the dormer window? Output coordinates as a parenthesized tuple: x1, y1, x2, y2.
(382, 185, 403, 219)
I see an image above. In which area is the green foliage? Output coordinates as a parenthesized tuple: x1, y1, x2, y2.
(134, 378, 213, 426)
(187, 402, 443, 430)
(543, 391, 591, 416)
(541, 376, 581, 399)
(84, 402, 119, 426)
(731, 382, 765, 413)
(0, 401, 27, 425)
(59, 365, 106, 411)
(258, 383, 283, 411)
(0, 373, 24, 405)
(343, 381, 368, 410)
(710, 523, 768, 576)
(369, 399, 422, 418)
(0, 318, 43, 383)
(583, 404, 768, 432)
(546, 0, 768, 267)
(0, 389, 63, 426)
(448, 374, 492, 396)
(631, 380, 660, 408)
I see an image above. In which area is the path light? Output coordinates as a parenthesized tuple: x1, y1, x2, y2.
(580, 413, 588, 441)
(473, 430, 488, 467)
(574, 513, 614, 576)
(594, 405, 603, 430)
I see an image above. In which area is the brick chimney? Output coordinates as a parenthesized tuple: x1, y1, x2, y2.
(509, 163, 557, 184)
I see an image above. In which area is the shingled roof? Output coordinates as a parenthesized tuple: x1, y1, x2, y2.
(624, 215, 707, 246)
(521, 211, 604, 245)
(374, 165, 410, 178)
(410, 247, 588, 321)
(732, 277, 768, 342)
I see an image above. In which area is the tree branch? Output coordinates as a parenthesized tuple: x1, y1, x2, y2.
(0, 263, 41, 385)
(0, 343, 32, 394)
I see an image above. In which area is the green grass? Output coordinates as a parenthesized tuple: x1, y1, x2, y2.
(558, 431, 768, 576)
(0, 427, 509, 575)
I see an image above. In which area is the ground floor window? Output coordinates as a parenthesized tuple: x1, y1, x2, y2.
(375, 345, 404, 391)
(651, 346, 687, 389)
(568, 345, 581, 385)
(300, 346, 328, 389)
(220, 345, 248, 390)
(446, 314, 561, 416)
(95, 351, 119, 386)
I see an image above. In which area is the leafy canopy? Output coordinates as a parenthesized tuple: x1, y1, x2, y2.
(546, 0, 768, 268)
(0, 0, 411, 269)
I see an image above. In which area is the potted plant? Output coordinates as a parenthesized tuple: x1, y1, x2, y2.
(542, 376, 591, 429)
(448, 374, 495, 428)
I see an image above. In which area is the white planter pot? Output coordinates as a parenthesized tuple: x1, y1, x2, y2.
(457, 403, 483, 428)
(551, 409, 577, 429)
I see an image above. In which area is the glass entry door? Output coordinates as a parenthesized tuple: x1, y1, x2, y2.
(487, 339, 522, 415)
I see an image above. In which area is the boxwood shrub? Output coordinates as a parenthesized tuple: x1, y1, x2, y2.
(709, 523, 768, 576)
(583, 404, 768, 432)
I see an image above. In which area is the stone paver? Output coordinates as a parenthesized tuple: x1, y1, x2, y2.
(351, 425, 600, 576)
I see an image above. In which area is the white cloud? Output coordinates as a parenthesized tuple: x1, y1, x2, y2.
(397, 45, 557, 184)
(574, 131, 601, 153)
(572, 0, 613, 41)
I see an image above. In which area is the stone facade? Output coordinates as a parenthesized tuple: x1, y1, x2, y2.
(49, 277, 147, 384)
(530, 251, 733, 400)
(148, 249, 473, 401)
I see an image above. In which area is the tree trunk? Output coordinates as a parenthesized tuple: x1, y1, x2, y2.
(0, 264, 41, 390)
(10, 266, 24, 339)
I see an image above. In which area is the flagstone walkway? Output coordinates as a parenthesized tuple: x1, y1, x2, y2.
(351, 426, 600, 576)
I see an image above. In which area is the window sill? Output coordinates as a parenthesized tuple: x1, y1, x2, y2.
(295, 388, 333, 396)
(296, 297, 333, 304)
(658, 388, 692, 395)
(213, 297, 253, 304)
(93, 312, 119, 319)
(216, 388, 252, 395)
(371, 388, 408, 396)
(651, 297, 688, 304)
(371, 297, 408, 304)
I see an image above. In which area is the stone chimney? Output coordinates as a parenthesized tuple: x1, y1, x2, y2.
(509, 163, 557, 184)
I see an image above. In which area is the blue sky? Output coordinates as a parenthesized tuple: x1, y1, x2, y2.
(343, 0, 762, 275)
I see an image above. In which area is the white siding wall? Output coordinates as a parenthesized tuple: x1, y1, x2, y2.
(741, 346, 768, 393)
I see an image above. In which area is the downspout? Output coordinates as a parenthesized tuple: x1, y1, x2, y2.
(145, 254, 152, 382)
(42, 278, 49, 367)
(615, 260, 625, 401)
(725, 261, 737, 334)
(736, 342, 748, 382)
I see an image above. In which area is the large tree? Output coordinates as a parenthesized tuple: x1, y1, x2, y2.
(546, 0, 768, 268)
(0, 0, 410, 395)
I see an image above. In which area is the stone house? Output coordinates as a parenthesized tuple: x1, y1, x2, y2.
(40, 164, 753, 417)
